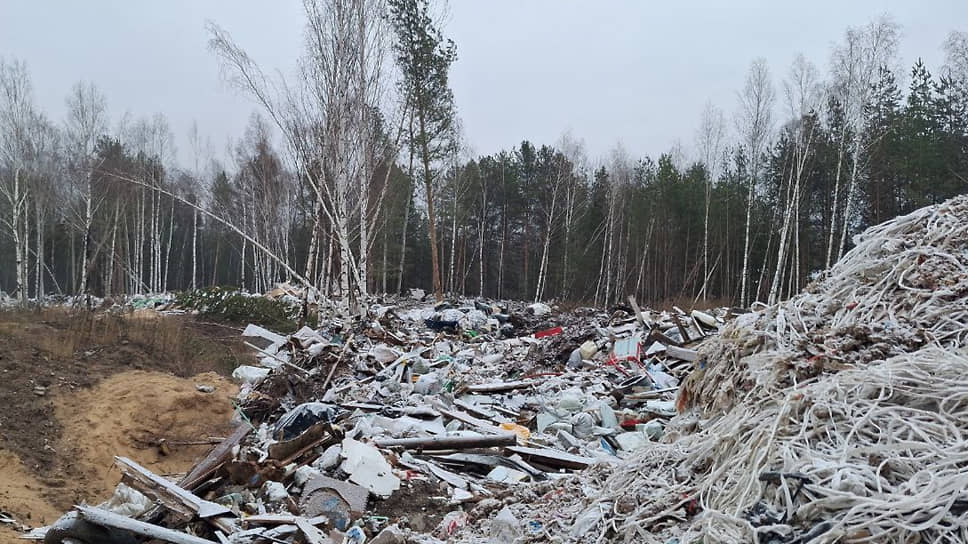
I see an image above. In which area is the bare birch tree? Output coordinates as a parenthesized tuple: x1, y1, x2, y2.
(827, 16, 900, 264)
(768, 54, 823, 305)
(0, 58, 37, 304)
(556, 130, 587, 300)
(695, 100, 726, 300)
(209, 0, 395, 308)
(944, 30, 968, 85)
(534, 150, 565, 303)
(64, 82, 109, 296)
(187, 120, 213, 291)
(29, 119, 61, 300)
(735, 58, 775, 306)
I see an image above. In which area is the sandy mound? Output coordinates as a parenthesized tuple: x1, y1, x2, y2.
(55, 370, 239, 497)
(0, 369, 239, 542)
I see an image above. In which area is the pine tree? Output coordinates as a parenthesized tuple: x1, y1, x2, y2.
(903, 60, 944, 207)
(387, 0, 458, 302)
(865, 66, 903, 221)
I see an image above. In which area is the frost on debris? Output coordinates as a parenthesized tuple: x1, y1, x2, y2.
(515, 195, 968, 543)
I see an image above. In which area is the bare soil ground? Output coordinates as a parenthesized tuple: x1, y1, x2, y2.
(0, 308, 249, 543)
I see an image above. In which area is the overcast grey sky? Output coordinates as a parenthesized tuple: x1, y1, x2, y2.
(1, 1, 964, 167)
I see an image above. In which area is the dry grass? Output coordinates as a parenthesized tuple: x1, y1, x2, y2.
(0, 307, 241, 377)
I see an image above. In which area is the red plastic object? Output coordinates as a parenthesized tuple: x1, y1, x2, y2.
(534, 326, 563, 338)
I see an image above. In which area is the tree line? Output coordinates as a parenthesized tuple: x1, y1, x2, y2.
(1, 5, 966, 310)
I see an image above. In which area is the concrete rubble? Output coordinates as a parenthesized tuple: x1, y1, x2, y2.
(26, 292, 734, 544)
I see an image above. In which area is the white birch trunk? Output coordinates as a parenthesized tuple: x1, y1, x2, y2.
(7, 170, 28, 304)
(739, 170, 756, 307)
(448, 183, 458, 295)
(163, 194, 175, 291)
(837, 135, 863, 260)
(79, 172, 93, 296)
(106, 200, 119, 297)
(534, 175, 560, 303)
(191, 207, 198, 290)
(34, 198, 44, 299)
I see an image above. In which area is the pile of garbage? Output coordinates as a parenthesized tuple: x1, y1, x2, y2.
(28, 292, 730, 543)
(31, 194, 967, 543)
(507, 195, 968, 543)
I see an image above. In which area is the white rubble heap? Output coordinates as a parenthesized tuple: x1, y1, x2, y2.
(26, 289, 727, 544)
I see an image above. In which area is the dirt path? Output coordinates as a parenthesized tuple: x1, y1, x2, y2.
(0, 310, 247, 543)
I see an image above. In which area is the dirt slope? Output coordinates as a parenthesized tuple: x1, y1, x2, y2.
(0, 310, 245, 543)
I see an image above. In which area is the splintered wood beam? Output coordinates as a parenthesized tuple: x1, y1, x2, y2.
(116, 456, 231, 519)
(628, 296, 653, 328)
(76, 506, 218, 544)
(433, 403, 506, 435)
(179, 422, 252, 491)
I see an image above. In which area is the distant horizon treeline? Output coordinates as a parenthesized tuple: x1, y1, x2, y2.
(1, 7, 966, 309)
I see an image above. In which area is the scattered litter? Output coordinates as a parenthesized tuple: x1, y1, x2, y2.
(27, 288, 738, 542)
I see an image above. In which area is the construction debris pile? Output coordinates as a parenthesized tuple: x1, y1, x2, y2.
(504, 195, 968, 543)
(27, 292, 729, 543)
(23, 195, 968, 543)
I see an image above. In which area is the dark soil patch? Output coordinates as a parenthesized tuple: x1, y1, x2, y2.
(0, 308, 247, 474)
(374, 479, 453, 533)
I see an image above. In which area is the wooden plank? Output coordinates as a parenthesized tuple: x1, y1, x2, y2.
(268, 422, 335, 461)
(665, 345, 699, 362)
(672, 314, 691, 343)
(76, 506, 217, 544)
(243, 514, 329, 526)
(278, 429, 342, 467)
(691, 316, 706, 339)
(492, 405, 521, 419)
(397, 456, 469, 489)
(628, 296, 653, 328)
(333, 375, 375, 395)
(244, 341, 309, 375)
(466, 380, 535, 393)
(338, 402, 384, 411)
(453, 399, 500, 421)
(375, 433, 516, 450)
(433, 403, 507, 435)
(322, 337, 355, 390)
(116, 456, 230, 519)
(647, 328, 683, 348)
(624, 386, 680, 400)
(179, 422, 252, 491)
(504, 446, 594, 470)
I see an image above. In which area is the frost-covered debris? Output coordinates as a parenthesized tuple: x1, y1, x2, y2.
(508, 195, 968, 543)
(29, 291, 729, 543)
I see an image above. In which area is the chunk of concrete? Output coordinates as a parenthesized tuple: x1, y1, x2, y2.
(301, 474, 368, 531)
